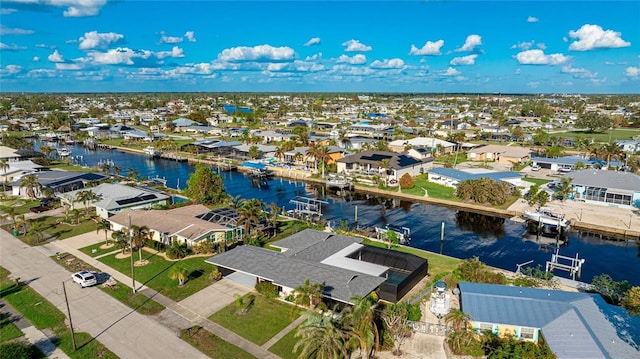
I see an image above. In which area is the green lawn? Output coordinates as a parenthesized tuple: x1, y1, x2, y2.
(180, 326, 256, 359)
(47, 162, 95, 172)
(361, 239, 460, 276)
(268, 325, 299, 359)
(523, 177, 550, 186)
(209, 294, 300, 346)
(554, 128, 640, 142)
(0, 198, 40, 215)
(9, 215, 98, 245)
(79, 241, 118, 257)
(0, 267, 118, 359)
(400, 174, 456, 200)
(0, 312, 23, 343)
(98, 253, 215, 301)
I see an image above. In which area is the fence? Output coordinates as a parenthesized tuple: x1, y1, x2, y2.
(409, 321, 450, 337)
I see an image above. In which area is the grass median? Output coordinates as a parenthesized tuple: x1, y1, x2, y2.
(180, 326, 256, 359)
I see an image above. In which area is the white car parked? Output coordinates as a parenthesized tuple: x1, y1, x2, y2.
(72, 271, 97, 288)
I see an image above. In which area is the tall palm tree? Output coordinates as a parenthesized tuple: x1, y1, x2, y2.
(169, 264, 189, 286)
(0, 159, 8, 192)
(445, 309, 471, 331)
(112, 230, 129, 254)
(127, 168, 139, 182)
(20, 174, 41, 199)
(555, 177, 574, 201)
(274, 145, 285, 163)
(131, 224, 150, 263)
(76, 190, 98, 214)
(306, 143, 321, 171)
(26, 219, 45, 245)
(294, 309, 352, 359)
(236, 199, 263, 238)
(97, 219, 111, 245)
(315, 146, 331, 178)
(293, 278, 324, 309)
(348, 295, 379, 359)
(267, 202, 280, 237)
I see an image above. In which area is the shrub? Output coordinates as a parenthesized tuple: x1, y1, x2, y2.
(399, 173, 414, 189)
(406, 302, 422, 321)
(193, 239, 216, 254)
(255, 281, 279, 298)
(144, 237, 165, 251)
(166, 242, 190, 259)
(0, 341, 38, 359)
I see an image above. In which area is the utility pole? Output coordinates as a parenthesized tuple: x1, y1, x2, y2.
(62, 282, 76, 351)
(129, 213, 136, 293)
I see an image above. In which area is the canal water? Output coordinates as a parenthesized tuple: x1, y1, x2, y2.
(38, 142, 640, 285)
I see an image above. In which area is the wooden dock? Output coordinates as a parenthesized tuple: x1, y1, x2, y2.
(158, 153, 187, 162)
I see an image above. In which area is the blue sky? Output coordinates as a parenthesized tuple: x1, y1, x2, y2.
(1, 1, 638, 93)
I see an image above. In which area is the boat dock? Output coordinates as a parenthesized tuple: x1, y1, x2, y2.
(158, 153, 187, 162)
(288, 196, 328, 218)
(546, 249, 585, 280)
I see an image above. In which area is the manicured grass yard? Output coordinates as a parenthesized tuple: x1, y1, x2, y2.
(555, 128, 640, 142)
(361, 239, 460, 276)
(400, 175, 456, 200)
(209, 294, 300, 346)
(523, 177, 550, 186)
(0, 198, 40, 215)
(8, 215, 97, 245)
(98, 252, 215, 301)
(268, 325, 299, 359)
(79, 241, 118, 257)
(180, 326, 256, 359)
(0, 312, 24, 343)
(0, 267, 117, 359)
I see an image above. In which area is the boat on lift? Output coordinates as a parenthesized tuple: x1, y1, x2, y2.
(143, 145, 161, 158)
(523, 207, 571, 230)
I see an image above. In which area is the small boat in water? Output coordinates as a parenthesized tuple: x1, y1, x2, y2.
(143, 145, 161, 157)
(524, 207, 570, 230)
(57, 147, 70, 157)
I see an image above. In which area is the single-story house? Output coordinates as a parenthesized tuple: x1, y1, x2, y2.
(532, 155, 607, 171)
(615, 140, 640, 154)
(0, 160, 44, 183)
(206, 229, 428, 304)
(467, 145, 532, 165)
(428, 167, 523, 189)
(12, 171, 109, 198)
(108, 205, 236, 247)
(459, 281, 640, 359)
(59, 183, 170, 218)
(0, 146, 22, 162)
(388, 137, 456, 154)
(172, 118, 199, 129)
(336, 150, 433, 181)
(563, 169, 640, 209)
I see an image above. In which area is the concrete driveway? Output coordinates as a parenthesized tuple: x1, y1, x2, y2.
(0, 229, 207, 359)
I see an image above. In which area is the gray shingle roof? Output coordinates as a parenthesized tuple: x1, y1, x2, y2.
(459, 282, 640, 359)
(565, 169, 640, 193)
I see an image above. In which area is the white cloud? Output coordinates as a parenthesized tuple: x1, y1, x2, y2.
(184, 31, 196, 42)
(409, 40, 444, 56)
(561, 65, 597, 79)
(60, 0, 108, 17)
(160, 34, 183, 44)
(0, 25, 34, 35)
(305, 53, 322, 61)
(568, 24, 631, 51)
(444, 67, 460, 76)
(456, 34, 482, 52)
(0, 8, 17, 15)
(35, 43, 56, 49)
(304, 37, 321, 46)
(341, 39, 372, 52)
(515, 49, 570, 65)
(527, 16, 538, 23)
(56, 62, 84, 70)
(0, 42, 26, 51)
(88, 47, 152, 65)
(156, 46, 184, 59)
(625, 66, 639, 79)
(218, 44, 295, 62)
(511, 41, 534, 50)
(337, 54, 366, 65)
(450, 54, 478, 66)
(33, 56, 40, 62)
(537, 43, 547, 50)
(48, 49, 64, 62)
(370, 58, 405, 69)
(26, 69, 56, 78)
(0, 65, 23, 76)
(79, 31, 124, 50)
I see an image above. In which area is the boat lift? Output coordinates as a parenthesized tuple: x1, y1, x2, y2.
(289, 196, 328, 217)
(545, 248, 585, 280)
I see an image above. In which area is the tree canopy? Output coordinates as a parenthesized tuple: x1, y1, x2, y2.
(575, 112, 613, 133)
(184, 163, 227, 205)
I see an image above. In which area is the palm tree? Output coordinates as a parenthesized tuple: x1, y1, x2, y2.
(445, 309, 471, 331)
(294, 309, 352, 359)
(112, 230, 129, 254)
(76, 190, 98, 214)
(127, 168, 139, 182)
(0, 159, 8, 192)
(15, 214, 27, 236)
(237, 199, 263, 238)
(99, 162, 111, 175)
(274, 145, 285, 163)
(226, 194, 244, 209)
(348, 295, 379, 359)
(20, 174, 41, 199)
(555, 177, 574, 201)
(306, 143, 321, 172)
(4, 206, 18, 229)
(267, 202, 280, 237)
(70, 208, 81, 224)
(294, 278, 324, 309)
(26, 219, 45, 245)
(131, 225, 150, 263)
(293, 152, 304, 166)
(169, 264, 189, 286)
(97, 219, 111, 245)
(315, 146, 331, 178)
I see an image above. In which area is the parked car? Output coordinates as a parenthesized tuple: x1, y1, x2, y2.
(530, 164, 541, 171)
(72, 271, 97, 288)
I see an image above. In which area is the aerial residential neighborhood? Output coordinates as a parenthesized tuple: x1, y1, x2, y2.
(1, 0, 640, 358)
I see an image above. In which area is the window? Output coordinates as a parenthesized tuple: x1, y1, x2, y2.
(520, 327, 535, 340)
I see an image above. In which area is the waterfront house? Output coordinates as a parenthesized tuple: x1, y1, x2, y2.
(388, 137, 456, 154)
(206, 229, 428, 304)
(616, 140, 640, 154)
(0, 146, 22, 162)
(58, 183, 170, 218)
(427, 167, 524, 189)
(11, 171, 109, 198)
(459, 281, 640, 359)
(531, 155, 606, 172)
(336, 150, 432, 181)
(563, 169, 640, 209)
(0, 160, 44, 184)
(467, 145, 531, 165)
(108, 205, 237, 248)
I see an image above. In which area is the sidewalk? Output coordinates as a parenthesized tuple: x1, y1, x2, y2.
(0, 299, 70, 359)
(50, 231, 281, 359)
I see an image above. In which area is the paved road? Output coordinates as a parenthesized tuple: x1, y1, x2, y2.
(0, 229, 207, 359)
